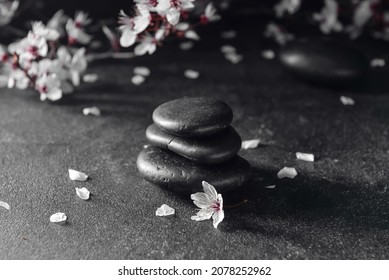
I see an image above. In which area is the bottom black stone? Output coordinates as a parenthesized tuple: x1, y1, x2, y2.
(137, 145, 252, 193)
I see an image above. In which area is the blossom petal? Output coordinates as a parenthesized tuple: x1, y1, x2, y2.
(202, 181, 218, 200)
(166, 8, 180, 25)
(69, 169, 88, 181)
(296, 152, 315, 162)
(212, 210, 224, 228)
(134, 66, 150, 77)
(50, 212, 67, 224)
(0, 201, 10, 210)
(277, 167, 298, 179)
(75, 187, 90, 200)
(241, 139, 260, 149)
(83, 106, 101, 116)
(120, 28, 136, 47)
(190, 192, 213, 209)
(191, 208, 214, 221)
(156, 204, 175, 216)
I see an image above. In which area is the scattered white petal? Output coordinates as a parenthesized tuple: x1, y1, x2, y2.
(179, 41, 194, 50)
(82, 73, 99, 83)
(225, 53, 243, 64)
(69, 169, 88, 181)
(0, 201, 10, 210)
(83, 106, 101, 116)
(277, 167, 298, 179)
(156, 204, 175, 216)
(131, 74, 145, 85)
(134, 66, 150, 77)
(50, 212, 67, 224)
(296, 152, 315, 162)
(221, 45, 236, 54)
(264, 185, 276, 189)
(340, 96, 355, 106)
(221, 30, 237, 39)
(184, 69, 200, 79)
(370, 58, 385, 67)
(143, 144, 149, 148)
(75, 187, 90, 200)
(261, 50, 275, 60)
(241, 139, 261, 149)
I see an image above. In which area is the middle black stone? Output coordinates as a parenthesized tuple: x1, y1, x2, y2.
(146, 124, 242, 165)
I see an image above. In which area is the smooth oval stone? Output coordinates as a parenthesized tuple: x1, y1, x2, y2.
(279, 39, 369, 85)
(137, 145, 251, 193)
(146, 124, 242, 164)
(152, 97, 233, 137)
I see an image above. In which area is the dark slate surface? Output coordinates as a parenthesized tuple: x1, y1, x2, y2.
(1, 30, 389, 259)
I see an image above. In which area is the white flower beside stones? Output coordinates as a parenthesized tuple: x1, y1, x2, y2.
(277, 167, 298, 179)
(75, 187, 90, 200)
(241, 139, 261, 149)
(156, 204, 175, 216)
(191, 181, 224, 229)
(50, 212, 67, 224)
(296, 152, 315, 162)
(69, 169, 88, 181)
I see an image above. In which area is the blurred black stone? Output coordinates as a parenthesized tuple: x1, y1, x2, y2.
(279, 39, 370, 87)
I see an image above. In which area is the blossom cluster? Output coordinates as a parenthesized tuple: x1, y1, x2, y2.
(0, 9, 90, 101)
(268, 0, 389, 44)
(117, 0, 220, 55)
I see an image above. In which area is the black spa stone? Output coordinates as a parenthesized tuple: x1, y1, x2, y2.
(279, 39, 369, 85)
(137, 145, 251, 193)
(146, 124, 242, 164)
(152, 97, 233, 137)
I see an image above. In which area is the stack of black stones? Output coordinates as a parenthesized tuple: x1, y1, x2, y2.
(137, 97, 252, 194)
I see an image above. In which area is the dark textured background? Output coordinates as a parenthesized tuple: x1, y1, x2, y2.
(1, 6, 389, 259)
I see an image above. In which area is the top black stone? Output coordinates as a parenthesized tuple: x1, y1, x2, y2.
(152, 97, 233, 137)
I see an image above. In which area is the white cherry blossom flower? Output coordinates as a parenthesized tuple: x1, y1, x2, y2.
(31, 21, 60, 41)
(313, 0, 343, 34)
(66, 17, 91, 45)
(68, 48, 87, 86)
(134, 29, 164, 55)
(47, 9, 68, 33)
(264, 22, 294, 45)
(164, 0, 195, 25)
(0, 0, 19, 26)
(18, 32, 48, 61)
(35, 73, 62, 101)
(118, 7, 150, 47)
(274, 0, 301, 18)
(201, 3, 221, 23)
(7, 68, 29, 89)
(191, 181, 224, 229)
(348, 0, 378, 38)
